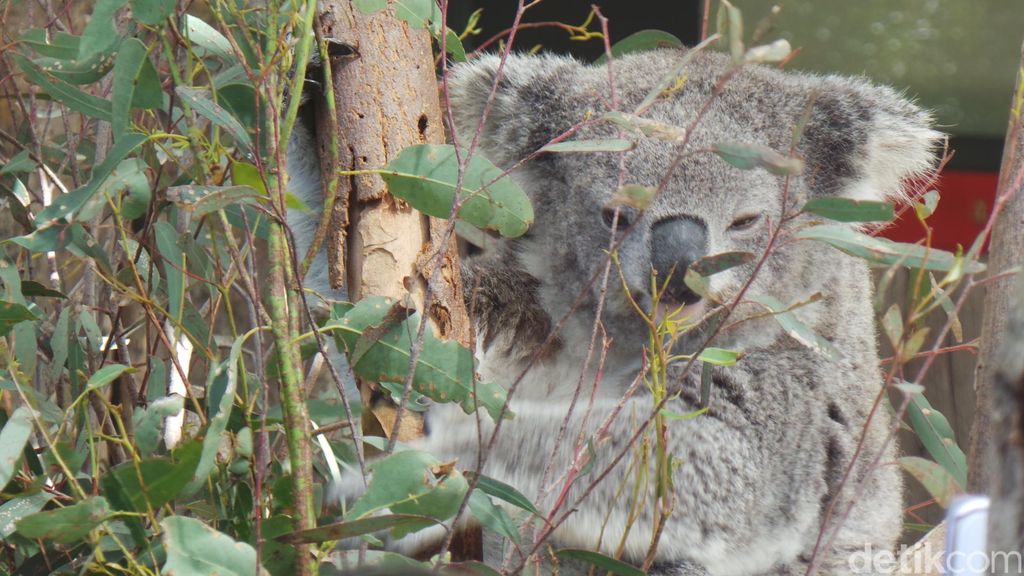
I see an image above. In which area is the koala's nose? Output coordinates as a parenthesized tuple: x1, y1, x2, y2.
(650, 216, 707, 305)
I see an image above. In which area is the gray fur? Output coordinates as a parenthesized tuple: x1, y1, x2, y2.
(289, 48, 940, 575)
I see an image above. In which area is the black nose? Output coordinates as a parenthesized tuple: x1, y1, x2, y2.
(651, 216, 707, 305)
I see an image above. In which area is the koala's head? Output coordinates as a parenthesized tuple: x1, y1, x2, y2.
(449, 49, 940, 356)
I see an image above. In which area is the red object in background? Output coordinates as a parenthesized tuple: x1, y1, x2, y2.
(879, 171, 999, 254)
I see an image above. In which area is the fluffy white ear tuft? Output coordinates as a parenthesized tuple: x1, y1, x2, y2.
(804, 76, 944, 204)
(445, 53, 585, 168)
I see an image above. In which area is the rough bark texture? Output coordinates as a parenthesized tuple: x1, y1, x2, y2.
(968, 42, 1024, 496)
(987, 276, 1024, 563)
(314, 2, 473, 441)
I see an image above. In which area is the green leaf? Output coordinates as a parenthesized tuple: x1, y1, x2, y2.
(175, 86, 253, 153)
(353, 0, 388, 12)
(382, 144, 533, 238)
(162, 516, 267, 576)
(103, 441, 203, 513)
(16, 496, 110, 544)
(6, 223, 71, 253)
(134, 395, 184, 456)
(906, 390, 967, 488)
(34, 44, 119, 85)
(347, 450, 468, 527)
(13, 55, 112, 121)
(277, 514, 437, 544)
(753, 295, 842, 360)
(697, 347, 742, 366)
(467, 472, 540, 516)
(183, 323, 249, 496)
(1, 150, 34, 175)
(603, 111, 687, 141)
(131, 0, 174, 25)
(659, 406, 708, 421)
(0, 302, 38, 337)
(112, 38, 162, 138)
(443, 27, 467, 62)
(79, 0, 128, 59)
(34, 132, 148, 224)
(330, 297, 508, 421)
(0, 407, 34, 490)
(802, 198, 895, 223)
(595, 29, 684, 64)
(19, 29, 79, 59)
(154, 220, 185, 321)
(898, 456, 962, 508)
(711, 142, 803, 175)
(394, 0, 441, 29)
(554, 549, 644, 576)
(716, 0, 744, 64)
(21, 280, 66, 299)
(541, 139, 635, 153)
(688, 251, 754, 277)
(181, 15, 234, 61)
(166, 184, 264, 215)
(881, 304, 903, 349)
(0, 492, 53, 539)
(915, 190, 940, 220)
(85, 363, 133, 392)
(97, 158, 151, 220)
(257, 515, 296, 576)
(795, 225, 986, 274)
(468, 489, 520, 543)
(609, 184, 656, 211)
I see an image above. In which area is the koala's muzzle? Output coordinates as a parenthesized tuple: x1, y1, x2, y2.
(651, 216, 707, 305)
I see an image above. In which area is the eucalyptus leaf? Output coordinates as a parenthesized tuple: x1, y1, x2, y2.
(0, 407, 34, 490)
(14, 55, 113, 121)
(802, 198, 894, 223)
(468, 489, 520, 543)
(595, 29, 684, 64)
(795, 225, 986, 274)
(381, 144, 533, 238)
(277, 514, 437, 544)
(555, 549, 644, 576)
(16, 496, 110, 544)
(131, 0, 174, 25)
(0, 492, 53, 539)
(467, 472, 540, 516)
(79, 0, 128, 59)
(347, 450, 468, 528)
(161, 515, 268, 576)
(712, 142, 803, 175)
(753, 295, 842, 360)
(175, 86, 253, 153)
(182, 15, 234, 61)
(906, 390, 967, 488)
(898, 456, 962, 508)
(329, 296, 508, 420)
(541, 139, 635, 153)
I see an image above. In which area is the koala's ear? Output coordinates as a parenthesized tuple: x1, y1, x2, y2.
(447, 54, 586, 169)
(800, 76, 943, 203)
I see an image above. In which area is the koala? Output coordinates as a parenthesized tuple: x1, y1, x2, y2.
(289, 47, 940, 576)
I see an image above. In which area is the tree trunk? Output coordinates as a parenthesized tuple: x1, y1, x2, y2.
(968, 41, 1024, 496)
(314, 1, 472, 444)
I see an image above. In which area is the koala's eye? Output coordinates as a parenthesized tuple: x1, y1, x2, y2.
(729, 213, 761, 232)
(602, 206, 634, 231)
